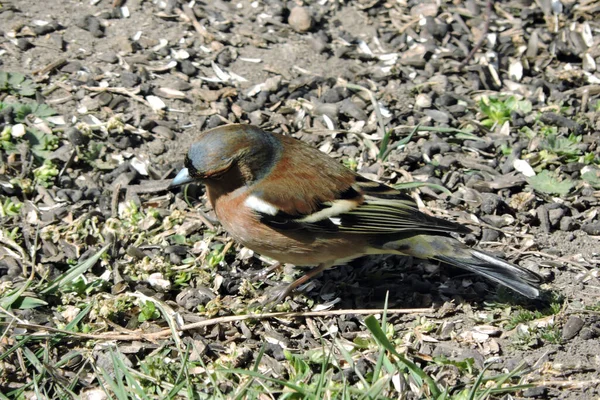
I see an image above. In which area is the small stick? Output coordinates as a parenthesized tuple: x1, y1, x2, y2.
(82, 85, 152, 110)
(177, 5, 213, 42)
(32, 58, 67, 76)
(458, 0, 493, 69)
(1, 308, 434, 342)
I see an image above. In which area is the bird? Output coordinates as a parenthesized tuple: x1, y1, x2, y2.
(170, 124, 543, 302)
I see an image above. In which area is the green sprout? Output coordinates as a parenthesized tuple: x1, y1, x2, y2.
(342, 157, 358, 171)
(527, 170, 574, 196)
(479, 96, 532, 129)
(138, 300, 160, 322)
(0, 125, 11, 141)
(0, 197, 22, 217)
(0, 71, 37, 96)
(33, 160, 59, 188)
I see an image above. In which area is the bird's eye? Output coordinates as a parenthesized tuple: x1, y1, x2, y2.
(184, 157, 200, 177)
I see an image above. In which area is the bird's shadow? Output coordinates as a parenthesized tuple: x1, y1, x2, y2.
(255, 255, 555, 311)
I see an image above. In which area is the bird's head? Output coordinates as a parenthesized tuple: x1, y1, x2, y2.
(170, 124, 282, 188)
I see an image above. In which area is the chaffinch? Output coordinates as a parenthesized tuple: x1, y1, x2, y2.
(170, 124, 542, 302)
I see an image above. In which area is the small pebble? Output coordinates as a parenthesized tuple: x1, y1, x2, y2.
(66, 127, 88, 146)
(16, 38, 33, 51)
(76, 15, 104, 38)
(248, 110, 265, 126)
(308, 37, 328, 53)
(264, 343, 286, 361)
(113, 36, 134, 54)
(217, 50, 233, 66)
(288, 7, 312, 33)
(562, 316, 585, 340)
(321, 88, 342, 103)
(536, 205, 551, 233)
(97, 52, 119, 63)
(422, 141, 450, 157)
(559, 216, 578, 231)
(423, 17, 448, 39)
(579, 327, 595, 340)
(480, 193, 502, 215)
(206, 115, 224, 129)
(339, 98, 367, 120)
(415, 93, 432, 108)
(481, 228, 500, 242)
(423, 109, 450, 124)
(121, 72, 141, 87)
(97, 92, 113, 106)
(169, 80, 192, 91)
(522, 387, 547, 398)
(147, 140, 166, 155)
(80, 96, 100, 111)
(548, 208, 566, 227)
(61, 61, 82, 73)
(33, 21, 61, 35)
(106, 96, 125, 111)
(152, 125, 174, 140)
(582, 222, 600, 235)
(179, 59, 197, 76)
(56, 189, 83, 203)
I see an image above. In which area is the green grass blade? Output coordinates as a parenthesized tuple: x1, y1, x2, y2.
(0, 337, 32, 362)
(22, 347, 44, 374)
(41, 243, 111, 294)
(378, 129, 392, 160)
(467, 363, 491, 400)
(364, 315, 442, 398)
(220, 368, 316, 399)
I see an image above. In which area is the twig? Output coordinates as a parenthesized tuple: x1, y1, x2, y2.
(1, 308, 433, 342)
(111, 183, 121, 218)
(82, 85, 151, 109)
(185, 209, 216, 231)
(509, 248, 593, 272)
(32, 58, 67, 76)
(458, 0, 493, 69)
(176, 5, 213, 42)
(390, 16, 421, 35)
(531, 379, 600, 389)
(125, 180, 172, 195)
(58, 149, 77, 178)
(341, 80, 387, 146)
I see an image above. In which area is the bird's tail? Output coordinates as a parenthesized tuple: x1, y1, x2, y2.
(379, 235, 543, 298)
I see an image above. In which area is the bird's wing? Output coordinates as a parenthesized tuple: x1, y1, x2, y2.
(246, 154, 469, 236)
(245, 134, 359, 232)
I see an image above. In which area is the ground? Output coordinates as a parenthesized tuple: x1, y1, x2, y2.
(1, 0, 600, 399)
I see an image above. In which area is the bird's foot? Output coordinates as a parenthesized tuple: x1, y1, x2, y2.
(245, 262, 282, 282)
(259, 262, 332, 308)
(261, 283, 295, 307)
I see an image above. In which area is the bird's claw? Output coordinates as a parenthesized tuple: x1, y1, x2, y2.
(244, 262, 282, 283)
(260, 283, 295, 308)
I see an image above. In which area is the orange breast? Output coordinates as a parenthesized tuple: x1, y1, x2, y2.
(208, 187, 368, 266)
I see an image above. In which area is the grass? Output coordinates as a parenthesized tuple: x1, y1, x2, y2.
(2, 276, 547, 399)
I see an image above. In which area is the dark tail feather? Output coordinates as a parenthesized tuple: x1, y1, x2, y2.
(437, 248, 542, 298)
(382, 235, 543, 298)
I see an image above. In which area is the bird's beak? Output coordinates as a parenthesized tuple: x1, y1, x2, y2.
(169, 168, 195, 187)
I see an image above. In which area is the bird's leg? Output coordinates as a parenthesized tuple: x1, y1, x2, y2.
(248, 261, 282, 282)
(266, 262, 333, 304)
